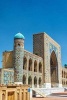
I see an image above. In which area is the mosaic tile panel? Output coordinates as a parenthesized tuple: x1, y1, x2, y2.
(49, 43, 58, 57)
(14, 46, 24, 82)
(3, 70, 14, 84)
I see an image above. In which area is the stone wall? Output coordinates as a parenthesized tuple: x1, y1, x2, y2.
(2, 51, 13, 68)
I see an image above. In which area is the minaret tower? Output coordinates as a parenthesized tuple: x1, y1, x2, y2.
(14, 32, 25, 84)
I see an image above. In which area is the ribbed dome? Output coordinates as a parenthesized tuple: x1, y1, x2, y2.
(14, 32, 25, 39)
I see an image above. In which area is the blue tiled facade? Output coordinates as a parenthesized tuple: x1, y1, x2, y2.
(1, 69, 14, 84)
(3, 71, 14, 84)
(49, 43, 58, 57)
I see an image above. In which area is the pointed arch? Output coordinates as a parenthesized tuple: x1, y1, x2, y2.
(62, 70, 63, 77)
(23, 75, 26, 84)
(23, 57, 27, 70)
(62, 80, 63, 85)
(34, 76, 37, 87)
(39, 62, 42, 73)
(64, 81, 65, 85)
(39, 77, 42, 87)
(29, 58, 32, 71)
(50, 50, 58, 87)
(64, 71, 65, 78)
(28, 76, 32, 85)
(66, 73, 67, 78)
(34, 60, 37, 72)
(66, 81, 67, 85)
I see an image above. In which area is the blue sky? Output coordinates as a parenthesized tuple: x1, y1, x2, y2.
(0, 0, 67, 67)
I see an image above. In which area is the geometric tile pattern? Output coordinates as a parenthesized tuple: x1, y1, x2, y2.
(14, 45, 24, 82)
(3, 69, 14, 84)
(49, 43, 58, 57)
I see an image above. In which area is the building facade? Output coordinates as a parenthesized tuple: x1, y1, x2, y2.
(62, 67, 67, 87)
(0, 84, 30, 100)
(33, 33, 62, 88)
(0, 32, 67, 88)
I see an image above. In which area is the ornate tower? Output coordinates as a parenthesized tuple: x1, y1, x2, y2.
(14, 32, 25, 84)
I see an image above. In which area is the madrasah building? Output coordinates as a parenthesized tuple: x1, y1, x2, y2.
(0, 32, 67, 88)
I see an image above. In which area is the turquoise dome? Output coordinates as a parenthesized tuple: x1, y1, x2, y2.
(14, 32, 25, 39)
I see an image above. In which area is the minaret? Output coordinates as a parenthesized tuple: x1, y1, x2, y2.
(14, 32, 25, 84)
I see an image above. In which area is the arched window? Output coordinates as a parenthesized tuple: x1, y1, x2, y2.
(64, 71, 65, 78)
(18, 43, 20, 46)
(28, 76, 32, 85)
(64, 81, 65, 85)
(23, 57, 27, 70)
(34, 60, 37, 72)
(23, 75, 26, 84)
(62, 80, 63, 84)
(39, 62, 42, 73)
(62, 71, 63, 77)
(29, 58, 32, 71)
(50, 50, 58, 85)
(66, 81, 67, 85)
(39, 77, 42, 86)
(34, 76, 37, 87)
(66, 73, 67, 78)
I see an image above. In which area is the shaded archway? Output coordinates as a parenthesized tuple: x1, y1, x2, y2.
(50, 50, 58, 87)
(39, 62, 42, 73)
(62, 70, 63, 77)
(34, 76, 37, 87)
(62, 80, 63, 85)
(23, 57, 27, 70)
(66, 81, 67, 85)
(34, 60, 37, 72)
(64, 81, 65, 85)
(23, 75, 26, 84)
(39, 77, 42, 87)
(28, 58, 32, 71)
(28, 76, 32, 86)
(66, 73, 67, 78)
(64, 71, 65, 78)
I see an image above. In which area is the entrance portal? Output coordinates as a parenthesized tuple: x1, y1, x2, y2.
(50, 51, 58, 87)
(8, 92, 14, 100)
